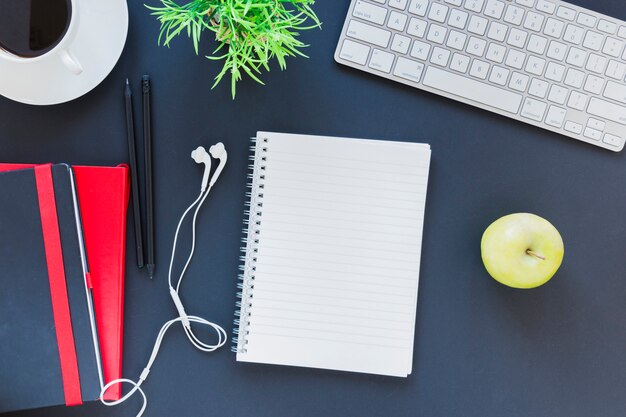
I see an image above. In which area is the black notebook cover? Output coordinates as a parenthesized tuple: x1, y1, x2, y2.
(0, 164, 102, 413)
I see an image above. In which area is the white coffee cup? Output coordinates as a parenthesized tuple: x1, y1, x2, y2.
(0, 0, 83, 75)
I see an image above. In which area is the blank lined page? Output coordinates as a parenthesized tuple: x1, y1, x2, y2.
(236, 132, 431, 377)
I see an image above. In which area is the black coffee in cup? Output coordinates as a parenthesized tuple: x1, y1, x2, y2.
(0, 0, 71, 58)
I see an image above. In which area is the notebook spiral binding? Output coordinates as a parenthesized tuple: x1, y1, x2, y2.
(232, 137, 268, 354)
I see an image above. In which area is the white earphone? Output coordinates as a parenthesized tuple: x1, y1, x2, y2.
(100, 143, 228, 417)
(191, 146, 212, 192)
(209, 143, 227, 187)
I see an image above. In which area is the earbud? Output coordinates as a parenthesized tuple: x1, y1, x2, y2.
(208, 142, 227, 187)
(191, 146, 212, 192)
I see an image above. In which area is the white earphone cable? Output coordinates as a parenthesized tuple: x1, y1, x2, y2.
(100, 183, 227, 416)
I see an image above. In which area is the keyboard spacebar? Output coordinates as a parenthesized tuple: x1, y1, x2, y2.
(422, 67, 523, 114)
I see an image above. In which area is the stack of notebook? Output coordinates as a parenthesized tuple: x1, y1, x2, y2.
(0, 163, 129, 412)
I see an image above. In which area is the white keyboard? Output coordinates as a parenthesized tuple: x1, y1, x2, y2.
(335, 0, 626, 151)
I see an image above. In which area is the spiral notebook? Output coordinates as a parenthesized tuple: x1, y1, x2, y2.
(234, 132, 431, 377)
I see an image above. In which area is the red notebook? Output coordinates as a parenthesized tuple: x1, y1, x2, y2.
(0, 163, 129, 401)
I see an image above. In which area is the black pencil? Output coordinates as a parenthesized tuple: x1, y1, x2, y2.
(125, 78, 145, 269)
(142, 75, 155, 279)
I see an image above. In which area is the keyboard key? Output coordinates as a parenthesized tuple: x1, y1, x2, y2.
(489, 66, 510, 85)
(577, 13, 597, 28)
(521, 98, 547, 121)
(469, 59, 490, 79)
(563, 24, 585, 44)
(524, 11, 544, 32)
(427, 24, 448, 44)
(447, 31, 468, 50)
(428, 3, 449, 23)
(586, 54, 607, 74)
(547, 84, 568, 104)
(507, 28, 528, 48)
(527, 34, 548, 54)
(543, 18, 564, 38)
(468, 15, 489, 36)
(408, 0, 428, 16)
(407, 17, 428, 37)
(450, 53, 471, 73)
(598, 19, 617, 34)
(545, 106, 567, 128)
(448, 9, 469, 29)
(504, 5, 525, 25)
(387, 11, 408, 31)
(347, 20, 392, 48)
(605, 60, 626, 80)
(339, 39, 371, 65)
(584, 127, 602, 140)
(465, 0, 485, 13)
(546, 40, 567, 60)
(529, 78, 549, 98)
(545, 62, 565, 82)
(556, 6, 575, 21)
(369, 49, 395, 72)
(391, 34, 412, 53)
(568, 91, 589, 110)
(564, 68, 585, 88)
(564, 120, 583, 134)
(389, 0, 408, 10)
(484, 0, 505, 19)
(603, 37, 624, 57)
(393, 56, 425, 82)
(583, 31, 604, 51)
(486, 43, 507, 63)
(506, 49, 527, 69)
(603, 133, 624, 147)
(536, 0, 556, 14)
(566, 47, 587, 67)
(516, 0, 535, 7)
(430, 46, 451, 66)
(488, 22, 509, 42)
(422, 66, 523, 113)
(445, 0, 463, 5)
(509, 72, 530, 91)
(410, 40, 431, 60)
(584, 75, 604, 94)
(467, 37, 487, 56)
(618, 26, 626, 39)
(603, 80, 626, 104)
(526, 56, 546, 76)
(587, 118, 606, 131)
(353, 1, 388, 25)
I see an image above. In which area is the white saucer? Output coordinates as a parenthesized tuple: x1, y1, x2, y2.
(0, 1, 128, 106)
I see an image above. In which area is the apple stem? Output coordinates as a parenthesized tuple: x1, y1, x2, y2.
(526, 249, 546, 261)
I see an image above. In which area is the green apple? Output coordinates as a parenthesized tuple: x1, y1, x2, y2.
(481, 213, 564, 289)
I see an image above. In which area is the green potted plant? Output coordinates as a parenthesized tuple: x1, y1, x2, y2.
(147, 0, 320, 98)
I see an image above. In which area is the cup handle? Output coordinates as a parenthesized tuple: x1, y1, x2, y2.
(58, 49, 83, 75)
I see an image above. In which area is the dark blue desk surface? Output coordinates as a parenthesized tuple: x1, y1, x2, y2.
(2, 1, 626, 416)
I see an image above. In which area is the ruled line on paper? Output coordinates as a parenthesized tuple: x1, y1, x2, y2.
(252, 314, 413, 331)
(250, 332, 411, 350)
(248, 306, 414, 324)
(256, 264, 418, 282)
(257, 278, 416, 296)
(268, 156, 428, 177)
(264, 176, 427, 194)
(252, 296, 415, 315)
(257, 254, 420, 273)
(256, 273, 418, 290)
(268, 166, 426, 186)
(268, 149, 429, 168)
